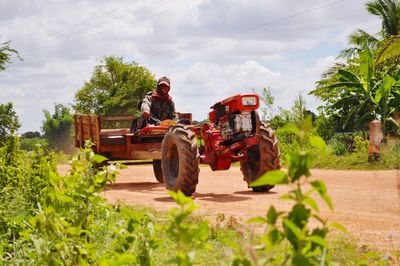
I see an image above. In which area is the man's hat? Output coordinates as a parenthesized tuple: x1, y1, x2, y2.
(157, 76, 170, 87)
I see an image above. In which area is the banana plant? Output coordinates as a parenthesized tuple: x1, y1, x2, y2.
(374, 68, 400, 135)
(313, 47, 400, 136)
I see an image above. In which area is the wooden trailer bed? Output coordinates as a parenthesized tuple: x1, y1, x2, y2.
(74, 113, 192, 161)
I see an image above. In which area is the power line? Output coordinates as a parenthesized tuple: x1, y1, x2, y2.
(21, 0, 196, 53)
(18, 0, 165, 50)
(72, 0, 348, 78)
(14, 0, 348, 79)
(145, 0, 347, 58)
(14, 0, 140, 48)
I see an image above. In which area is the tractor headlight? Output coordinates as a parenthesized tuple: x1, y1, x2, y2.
(242, 96, 257, 106)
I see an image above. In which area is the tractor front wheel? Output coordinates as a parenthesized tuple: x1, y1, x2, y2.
(240, 122, 280, 192)
(161, 125, 200, 196)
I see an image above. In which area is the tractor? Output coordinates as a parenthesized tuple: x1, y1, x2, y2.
(74, 93, 280, 196)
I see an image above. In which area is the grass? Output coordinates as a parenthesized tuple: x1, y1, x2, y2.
(112, 204, 397, 265)
(312, 141, 400, 170)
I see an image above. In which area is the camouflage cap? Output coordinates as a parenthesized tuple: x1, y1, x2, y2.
(157, 76, 170, 87)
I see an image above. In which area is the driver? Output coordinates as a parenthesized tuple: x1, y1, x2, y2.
(135, 76, 178, 130)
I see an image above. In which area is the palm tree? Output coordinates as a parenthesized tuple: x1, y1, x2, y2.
(338, 29, 380, 59)
(374, 34, 400, 68)
(338, 0, 400, 61)
(366, 0, 400, 37)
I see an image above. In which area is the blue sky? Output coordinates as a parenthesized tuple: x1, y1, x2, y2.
(0, 0, 381, 132)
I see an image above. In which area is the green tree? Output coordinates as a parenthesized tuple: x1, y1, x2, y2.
(367, 0, 400, 37)
(338, 0, 400, 65)
(260, 87, 275, 121)
(0, 102, 20, 144)
(313, 112, 335, 141)
(21, 131, 41, 138)
(42, 104, 74, 153)
(338, 29, 380, 59)
(368, 0, 400, 69)
(375, 34, 400, 69)
(0, 38, 21, 71)
(74, 56, 156, 117)
(311, 47, 400, 136)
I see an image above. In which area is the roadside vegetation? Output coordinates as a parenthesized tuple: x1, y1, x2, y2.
(1, 0, 400, 264)
(258, 0, 400, 170)
(0, 122, 395, 265)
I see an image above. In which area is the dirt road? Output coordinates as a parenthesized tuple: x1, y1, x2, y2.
(59, 165, 400, 251)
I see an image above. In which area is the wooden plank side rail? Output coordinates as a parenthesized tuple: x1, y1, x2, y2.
(74, 114, 138, 160)
(74, 114, 102, 149)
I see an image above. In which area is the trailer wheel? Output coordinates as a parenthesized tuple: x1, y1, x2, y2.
(161, 125, 200, 196)
(152, 160, 164, 183)
(240, 121, 281, 192)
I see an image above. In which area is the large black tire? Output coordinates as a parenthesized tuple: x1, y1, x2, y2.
(240, 121, 281, 192)
(161, 125, 200, 196)
(152, 160, 164, 183)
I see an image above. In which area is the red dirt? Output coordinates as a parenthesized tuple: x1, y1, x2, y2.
(57, 165, 400, 251)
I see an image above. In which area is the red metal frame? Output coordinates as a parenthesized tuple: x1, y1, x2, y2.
(194, 93, 261, 171)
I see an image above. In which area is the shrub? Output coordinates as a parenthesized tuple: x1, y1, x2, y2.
(20, 137, 48, 151)
(329, 138, 348, 156)
(245, 117, 344, 265)
(313, 113, 335, 141)
(353, 135, 369, 152)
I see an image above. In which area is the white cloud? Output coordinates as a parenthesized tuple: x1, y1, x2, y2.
(165, 60, 309, 121)
(0, 0, 382, 131)
(305, 56, 337, 75)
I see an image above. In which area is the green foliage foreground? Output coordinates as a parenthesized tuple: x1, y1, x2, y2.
(0, 133, 396, 265)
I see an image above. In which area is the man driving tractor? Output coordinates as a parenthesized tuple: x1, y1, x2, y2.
(134, 76, 179, 131)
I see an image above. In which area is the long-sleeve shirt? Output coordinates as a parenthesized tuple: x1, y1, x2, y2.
(141, 91, 178, 122)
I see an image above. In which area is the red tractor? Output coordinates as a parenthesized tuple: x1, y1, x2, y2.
(74, 93, 280, 196)
(161, 93, 280, 195)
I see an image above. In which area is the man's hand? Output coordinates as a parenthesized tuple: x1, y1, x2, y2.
(143, 111, 150, 119)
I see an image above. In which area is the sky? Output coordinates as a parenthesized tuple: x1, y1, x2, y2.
(0, 0, 382, 132)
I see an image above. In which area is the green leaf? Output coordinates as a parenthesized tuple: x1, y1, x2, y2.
(292, 253, 313, 266)
(113, 254, 137, 264)
(337, 69, 360, 83)
(247, 217, 267, 224)
(357, 261, 368, 266)
(309, 135, 326, 154)
(267, 206, 278, 224)
(169, 190, 194, 206)
(307, 235, 328, 248)
(301, 116, 313, 136)
(329, 222, 348, 233)
(311, 180, 333, 210)
(283, 219, 304, 240)
(287, 152, 312, 182)
(250, 170, 288, 187)
(277, 124, 300, 136)
(360, 48, 373, 88)
(375, 75, 395, 103)
(288, 204, 311, 229)
(325, 81, 361, 90)
(303, 196, 319, 212)
(92, 154, 108, 164)
(268, 228, 282, 245)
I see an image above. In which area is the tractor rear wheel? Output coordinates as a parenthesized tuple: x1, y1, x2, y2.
(152, 160, 164, 183)
(161, 125, 200, 196)
(240, 121, 280, 192)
